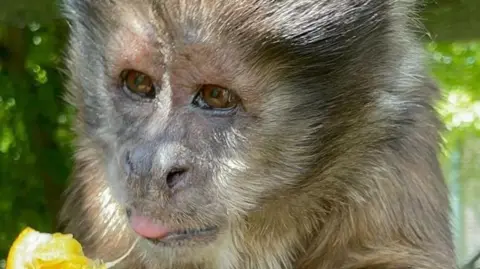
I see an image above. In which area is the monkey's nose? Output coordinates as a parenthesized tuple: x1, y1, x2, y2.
(125, 143, 193, 190)
(125, 147, 190, 189)
(125, 146, 154, 177)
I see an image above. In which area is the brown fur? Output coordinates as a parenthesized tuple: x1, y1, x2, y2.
(58, 0, 457, 268)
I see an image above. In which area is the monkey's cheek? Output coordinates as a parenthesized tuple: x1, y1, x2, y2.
(103, 161, 131, 205)
(214, 175, 266, 214)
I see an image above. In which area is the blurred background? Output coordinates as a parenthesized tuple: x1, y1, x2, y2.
(0, 0, 479, 267)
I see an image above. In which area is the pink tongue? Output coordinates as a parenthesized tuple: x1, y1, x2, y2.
(129, 213, 170, 239)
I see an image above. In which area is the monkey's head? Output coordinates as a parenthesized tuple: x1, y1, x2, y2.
(64, 0, 427, 263)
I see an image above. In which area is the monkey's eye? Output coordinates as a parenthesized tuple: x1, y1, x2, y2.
(193, 84, 239, 111)
(120, 70, 155, 98)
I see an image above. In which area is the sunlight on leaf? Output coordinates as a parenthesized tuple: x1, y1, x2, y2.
(0, 127, 14, 153)
(429, 40, 480, 140)
(33, 35, 42, 45)
(437, 89, 480, 130)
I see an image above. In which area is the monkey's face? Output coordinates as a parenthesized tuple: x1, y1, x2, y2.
(98, 43, 306, 251)
(67, 0, 393, 257)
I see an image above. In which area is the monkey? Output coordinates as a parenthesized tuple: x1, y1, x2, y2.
(57, 0, 457, 268)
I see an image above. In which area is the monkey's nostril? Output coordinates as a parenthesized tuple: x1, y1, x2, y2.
(166, 168, 188, 189)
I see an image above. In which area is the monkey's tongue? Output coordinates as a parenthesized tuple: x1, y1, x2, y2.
(129, 214, 170, 239)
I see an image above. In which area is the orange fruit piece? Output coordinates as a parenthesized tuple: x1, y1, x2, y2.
(6, 227, 136, 269)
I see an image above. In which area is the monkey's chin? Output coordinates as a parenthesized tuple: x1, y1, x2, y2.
(135, 228, 223, 266)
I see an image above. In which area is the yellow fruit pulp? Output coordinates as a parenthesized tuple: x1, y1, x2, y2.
(6, 227, 107, 269)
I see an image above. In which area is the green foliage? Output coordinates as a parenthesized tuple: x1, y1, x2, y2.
(429, 41, 480, 135)
(428, 41, 480, 264)
(0, 19, 73, 258)
(427, 41, 480, 188)
(1, 1, 62, 26)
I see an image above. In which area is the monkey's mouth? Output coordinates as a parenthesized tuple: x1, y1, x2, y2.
(147, 226, 218, 244)
(126, 208, 218, 244)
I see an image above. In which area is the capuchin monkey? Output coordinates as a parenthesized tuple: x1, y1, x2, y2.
(57, 0, 457, 268)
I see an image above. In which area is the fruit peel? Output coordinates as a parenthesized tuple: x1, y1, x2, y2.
(6, 227, 113, 269)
